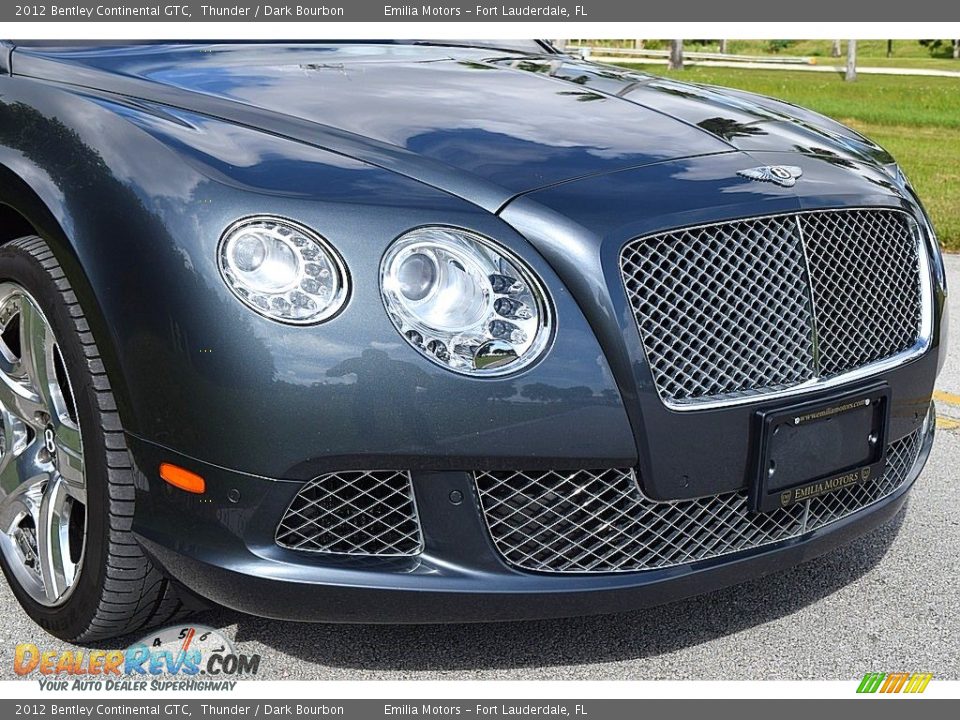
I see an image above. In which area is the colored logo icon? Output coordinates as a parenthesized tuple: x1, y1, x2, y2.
(857, 672, 932, 694)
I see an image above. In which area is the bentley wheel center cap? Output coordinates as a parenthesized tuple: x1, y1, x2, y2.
(43, 425, 57, 456)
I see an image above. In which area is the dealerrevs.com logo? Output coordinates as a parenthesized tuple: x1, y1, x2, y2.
(14, 625, 261, 691)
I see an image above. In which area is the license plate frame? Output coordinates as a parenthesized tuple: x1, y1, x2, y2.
(750, 383, 890, 513)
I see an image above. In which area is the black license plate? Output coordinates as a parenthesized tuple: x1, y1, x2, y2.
(750, 384, 890, 513)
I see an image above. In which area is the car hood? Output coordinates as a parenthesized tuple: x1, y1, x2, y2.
(11, 43, 894, 209)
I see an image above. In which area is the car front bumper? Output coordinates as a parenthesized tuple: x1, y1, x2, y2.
(128, 407, 934, 624)
(115, 159, 948, 624)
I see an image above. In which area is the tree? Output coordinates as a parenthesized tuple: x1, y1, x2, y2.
(669, 39, 684, 70)
(845, 40, 857, 82)
(918, 39, 960, 58)
(887, 40, 893, 58)
(720, 39, 728, 54)
(831, 40, 842, 57)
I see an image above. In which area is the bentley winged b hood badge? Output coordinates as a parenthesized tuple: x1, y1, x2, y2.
(737, 165, 803, 187)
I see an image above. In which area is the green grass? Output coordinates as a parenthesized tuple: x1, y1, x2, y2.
(576, 39, 960, 71)
(847, 124, 960, 252)
(708, 40, 959, 71)
(612, 65, 960, 251)
(810, 56, 960, 71)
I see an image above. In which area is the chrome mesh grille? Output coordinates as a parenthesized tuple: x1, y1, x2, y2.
(800, 210, 923, 377)
(276, 471, 423, 556)
(806, 428, 922, 530)
(620, 209, 924, 405)
(620, 215, 815, 402)
(475, 430, 922, 574)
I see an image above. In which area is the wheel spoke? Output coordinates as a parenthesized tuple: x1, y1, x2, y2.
(0, 451, 23, 499)
(36, 475, 74, 604)
(53, 418, 82, 455)
(18, 298, 58, 415)
(0, 407, 30, 460)
(55, 425, 85, 504)
(0, 368, 45, 426)
(0, 471, 45, 533)
(0, 443, 45, 499)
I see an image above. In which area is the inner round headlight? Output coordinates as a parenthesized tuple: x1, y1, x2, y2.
(218, 217, 349, 324)
(396, 252, 437, 302)
(381, 227, 552, 375)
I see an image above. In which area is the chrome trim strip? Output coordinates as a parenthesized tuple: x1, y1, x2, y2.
(794, 214, 822, 376)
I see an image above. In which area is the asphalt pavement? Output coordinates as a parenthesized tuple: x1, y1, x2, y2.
(1, 256, 957, 682)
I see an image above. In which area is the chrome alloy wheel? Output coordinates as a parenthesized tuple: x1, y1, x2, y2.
(0, 283, 85, 607)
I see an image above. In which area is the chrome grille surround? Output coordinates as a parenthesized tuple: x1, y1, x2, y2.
(475, 429, 923, 574)
(620, 209, 930, 408)
(275, 471, 423, 556)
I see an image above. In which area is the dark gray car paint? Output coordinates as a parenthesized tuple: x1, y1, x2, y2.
(0, 41, 947, 621)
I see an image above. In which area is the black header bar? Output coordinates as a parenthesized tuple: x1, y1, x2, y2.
(3, 0, 958, 23)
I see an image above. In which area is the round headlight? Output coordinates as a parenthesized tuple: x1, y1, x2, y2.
(381, 227, 552, 375)
(218, 217, 349, 324)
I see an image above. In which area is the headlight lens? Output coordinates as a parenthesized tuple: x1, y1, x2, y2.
(218, 217, 349, 324)
(381, 227, 552, 375)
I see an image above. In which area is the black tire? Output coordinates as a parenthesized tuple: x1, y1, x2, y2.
(0, 235, 198, 642)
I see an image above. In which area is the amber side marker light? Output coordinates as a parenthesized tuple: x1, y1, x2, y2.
(160, 463, 206, 494)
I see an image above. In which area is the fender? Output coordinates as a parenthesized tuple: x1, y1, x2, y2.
(0, 160, 139, 435)
(0, 73, 636, 477)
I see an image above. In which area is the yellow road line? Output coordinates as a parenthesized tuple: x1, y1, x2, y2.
(933, 391, 960, 431)
(934, 390, 960, 407)
(936, 416, 960, 430)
